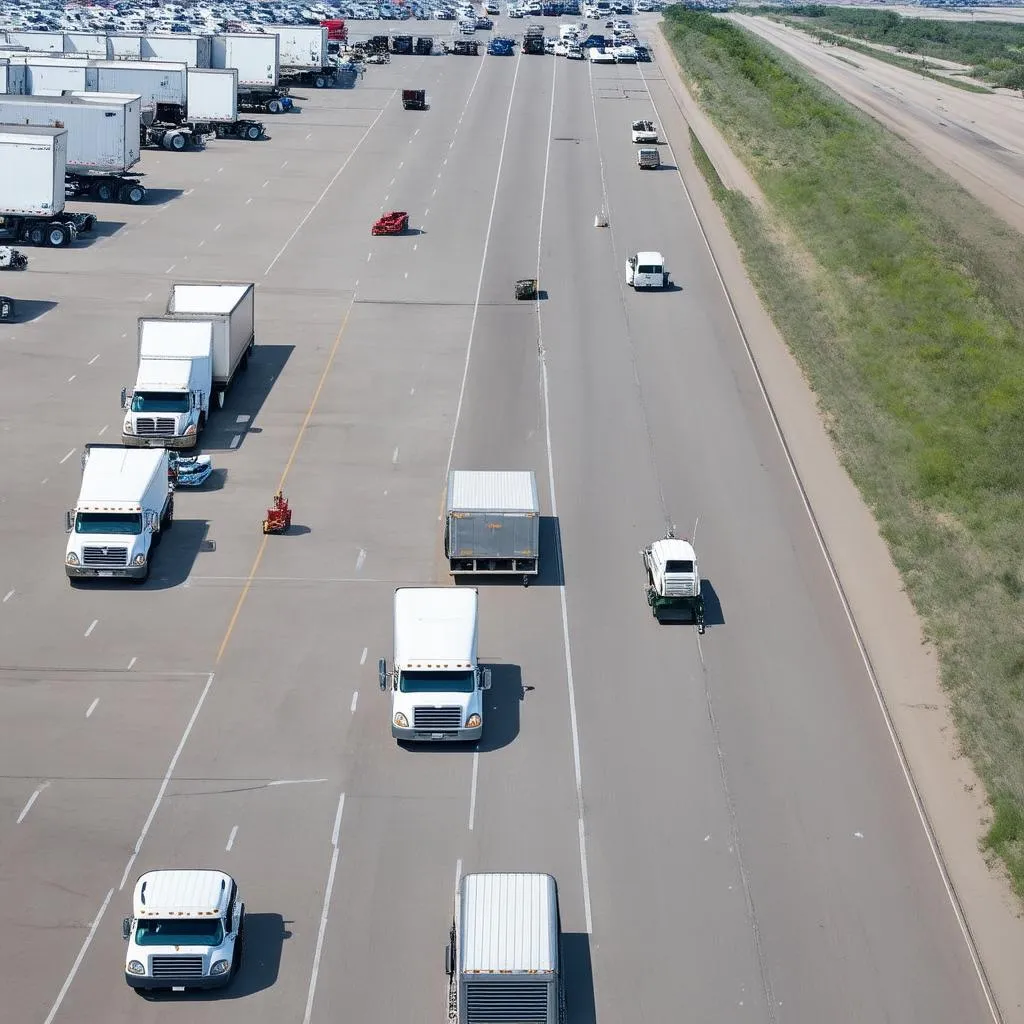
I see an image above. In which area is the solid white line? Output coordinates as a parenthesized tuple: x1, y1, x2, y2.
(360, 646, 368, 665)
(97, 425, 107, 436)
(265, 94, 396, 277)
(468, 750, 479, 831)
(444, 52, 524, 482)
(229, 434, 241, 449)
(126, 656, 137, 670)
(84, 619, 98, 638)
(59, 449, 75, 465)
(42, 887, 114, 1024)
(88, 354, 99, 365)
(118, 672, 215, 890)
(303, 794, 345, 1024)
(355, 548, 366, 572)
(640, 66, 1000, 1024)
(142, 294, 151, 303)
(85, 698, 99, 718)
(424, 207, 429, 216)
(226, 825, 238, 852)
(214, 223, 221, 231)
(367, 252, 373, 262)
(392, 446, 400, 464)
(165, 264, 175, 274)
(540, 53, 593, 935)
(350, 691, 359, 713)
(2, 589, 13, 603)
(67, 375, 76, 383)
(17, 783, 47, 823)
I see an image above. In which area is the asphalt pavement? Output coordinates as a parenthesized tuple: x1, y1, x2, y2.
(0, 20, 1000, 1024)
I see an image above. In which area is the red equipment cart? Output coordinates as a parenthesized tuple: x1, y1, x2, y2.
(262, 491, 292, 534)
(372, 211, 409, 235)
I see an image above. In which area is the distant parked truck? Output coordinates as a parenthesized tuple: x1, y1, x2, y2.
(0, 93, 146, 204)
(402, 89, 426, 110)
(0, 126, 97, 247)
(378, 587, 491, 742)
(523, 25, 546, 53)
(446, 873, 565, 1024)
(267, 25, 336, 87)
(65, 444, 173, 584)
(210, 33, 290, 114)
(445, 470, 540, 584)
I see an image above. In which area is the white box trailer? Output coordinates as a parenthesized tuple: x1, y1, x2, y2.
(84, 59, 188, 110)
(210, 33, 279, 87)
(447, 873, 564, 1024)
(4, 31, 63, 53)
(0, 59, 28, 94)
(186, 67, 264, 141)
(107, 35, 142, 60)
(141, 34, 212, 69)
(264, 25, 335, 88)
(64, 32, 110, 57)
(0, 125, 96, 247)
(165, 281, 256, 400)
(16, 55, 90, 96)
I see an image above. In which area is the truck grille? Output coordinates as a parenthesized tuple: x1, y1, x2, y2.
(151, 955, 204, 978)
(82, 546, 128, 567)
(413, 706, 462, 730)
(663, 575, 698, 597)
(135, 416, 176, 436)
(466, 980, 549, 1024)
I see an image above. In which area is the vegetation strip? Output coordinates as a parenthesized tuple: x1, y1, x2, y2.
(663, 7, 1024, 894)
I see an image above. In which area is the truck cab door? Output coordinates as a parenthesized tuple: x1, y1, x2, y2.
(65, 511, 74, 534)
(378, 658, 389, 692)
(120, 386, 129, 410)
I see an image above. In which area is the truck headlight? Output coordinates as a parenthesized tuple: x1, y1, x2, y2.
(466, 714, 481, 729)
(123, 419, 133, 434)
(210, 959, 231, 976)
(184, 423, 197, 436)
(127, 960, 145, 975)
(66, 552, 79, 566)
(393, 712, 409, 728)
(132, 553, 146, 566)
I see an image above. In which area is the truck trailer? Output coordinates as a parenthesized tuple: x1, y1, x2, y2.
(0, 93, 146, 204)
(0, 126, 97, 247)
(444, 470, 540, 583)
(447, 873, 565, 1024)
(266, 25, 335, 88)
(187, 68, 264, 142)
(210, 34, 289, 115)
(64, 443, 174, 584)
(0, 58, 28, 94)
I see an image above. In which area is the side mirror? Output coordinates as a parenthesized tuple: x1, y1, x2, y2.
(481, 668, 492, 691)
(120, 386, 128, 410)
(445, 943, 454, 977)
(378, 658, 387, 692)
(216, 390, 225, 409)
(64, 511, 74, 533)
(122, 917, 131, 941)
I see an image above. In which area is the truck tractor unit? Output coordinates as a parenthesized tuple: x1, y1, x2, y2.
(65, 444, 173, 584)
(379, 587, 491, 743)
(0, 126, 97, 247)
(122, 869, 245, 991)
(642, 534, 705, 630)
(446, 873, 565, 1024)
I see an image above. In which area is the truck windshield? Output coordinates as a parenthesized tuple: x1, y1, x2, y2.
(665, 559, 695, 573)
(75, 512, 143, 535)
(134, 918, 224, 947)
(638, 265, 662, 275)
(131, 391, 189, 414)
(399, 670, 476, 694)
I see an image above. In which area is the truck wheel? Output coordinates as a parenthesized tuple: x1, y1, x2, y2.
(97, 181, 115, 202)
(169, 132, 187, 151)
(267, 99, 283, 114)
(314, 75, 327, 88)
(122, 183, 146, 204)
(47, 223, 70, 248)
(80, 214, 97, 233)
(28, 225, 45, 246)
(245, 124, 263, 141)
(163, 496, 174, 531)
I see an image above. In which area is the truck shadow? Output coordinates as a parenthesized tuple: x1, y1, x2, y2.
(150, 913, 291, 1002)
(148, 519, 209, 590)
(73, 219, 125, 247)
(701, 578, 724, 628)
(451, 517, 564, 589)
(200, 344, 294, 452)
(6, 299, 57, 323)
(477, 662, 521, 751)
(562, 932, 597, 1024)
(140, 187, 185, 206)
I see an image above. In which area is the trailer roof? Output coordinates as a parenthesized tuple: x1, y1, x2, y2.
(140, 318, 214, 359)
(168, 282, 251, 316)
(133, 869, 232, 919)
(0, 123, 65, 141)
(79, 447, 164, 509)
(459, 872, 559, 975)
(394, 587, 477, 670)
(447, 471, 539, 514)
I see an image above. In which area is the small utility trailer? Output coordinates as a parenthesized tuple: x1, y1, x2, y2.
(372, 211, 409, 235)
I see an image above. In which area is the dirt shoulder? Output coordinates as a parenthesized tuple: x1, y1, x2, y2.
(646, 20, 1024, 1024)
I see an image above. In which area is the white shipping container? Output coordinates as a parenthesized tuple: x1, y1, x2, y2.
(186, 68, 238, 123)
(107, 35, 143, 60)
(18, 56, 90, 96)
(84, 60, 187, 107)
(4, 31, 63, 53)
(210, 34, 279, 88)
(141, 34, 212, 69)
(64, 32, 110, 57)
(0, 125, 67, 216)
(265, 25, 327, 69)
(0, 94, 141, 173)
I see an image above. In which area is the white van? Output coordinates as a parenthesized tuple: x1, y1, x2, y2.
(626, 251, 670, 289)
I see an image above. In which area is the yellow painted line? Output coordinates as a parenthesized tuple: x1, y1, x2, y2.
(215, 297, 356, 665)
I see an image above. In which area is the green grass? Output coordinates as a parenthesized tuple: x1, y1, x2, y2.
(753, 4, 1024, 88)
(665, 7, 1024, 896)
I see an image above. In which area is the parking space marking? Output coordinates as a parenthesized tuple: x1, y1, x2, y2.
(17, 782, 49, 824)
(2, 590, 13, 603)
(350, 691, 359, 713)
(245, 198, 253, 206)
(67, 375, 76, 383)
(262, 180, 270, 189)
(86, 698, 99, 718)
(84, 619, 98, 638)
(198, 238, 207, 246)
(59, 449, 75, 465)
(226, 825, 238, 852)
(41, 478, 48, 486)
(236, 414, 250, 424)
(214, 223, 221, 232)
(88, 354, 100, 365)
(410, 387, 415, 396)
(360, 647, 367, 665)
(165, 264, 175, 274)
(413, 243, 418, 251)
(98, 425, 107, 436)
(43, 888, 114, 1024)
(127, 656, 137, 670)
(141, 296, 150, 304)
(355, 549, 367, 572)
(392, 446, 400, 464)
(229, 435, 241, 449)
(468, 751, 479, 830)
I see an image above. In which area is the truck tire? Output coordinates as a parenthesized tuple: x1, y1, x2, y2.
(163, 496, 174, 531)
(96, 181, 115, 202)
(244, 123, 263, 141)
(121, 183, 146, 204)
(27, 225, 46, 246)
(46, 223, 70, 248)
(78, 214, 97, 233)
(170, 132, 187, 151)
(314, 74, 328, 88)
(267, 98, 283, 114)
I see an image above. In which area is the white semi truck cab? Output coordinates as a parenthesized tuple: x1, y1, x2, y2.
(626, 251, 670, 290)
(122, 869, 245, 992)
(379, 587, 490, 742)
(446, 873, 565, 1024)
(122, 317, 214, 449)
(65, 443, 173, 583)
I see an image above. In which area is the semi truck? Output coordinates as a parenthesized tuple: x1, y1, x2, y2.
(523, 25, 546, 54)
(378, 588, 491, 743)
(64, 444, 173, 584)
(0, 93, 146, 204)
(185, 69, 264, 142)
(121, 280, 255, 447)
(210, 33, 290, 115)
(122, 869, 245, 991)
(446, 873, 565, 1024)
(266, 25, 336, 88)
(0, 126, 97, 247)
(444, 470, 540, 583)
